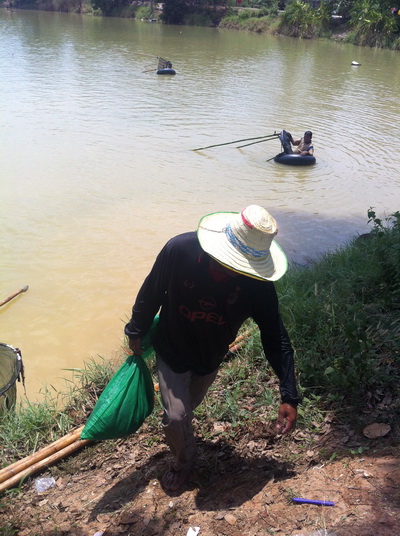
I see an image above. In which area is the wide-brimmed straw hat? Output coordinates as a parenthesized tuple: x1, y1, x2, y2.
(197, 205, 287, 281)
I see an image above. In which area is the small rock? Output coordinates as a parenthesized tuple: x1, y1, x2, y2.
(363, 423, 391, 438)
(263, 493, 274, 505)
(215, 511, 227, 520)
(224, 513, 237, 525)
(118, 512, 137, 524)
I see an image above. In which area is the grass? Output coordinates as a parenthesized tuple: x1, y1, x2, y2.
(0, 355, 119, 466)
(217, 5, 400, 49)
(277, 209, 400, 408)
(1, 208, 399, 472)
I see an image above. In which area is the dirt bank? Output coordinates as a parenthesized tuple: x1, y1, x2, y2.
(1, 413, 399, 536)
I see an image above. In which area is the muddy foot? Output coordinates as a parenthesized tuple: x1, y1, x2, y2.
(162, 467, 192, 491)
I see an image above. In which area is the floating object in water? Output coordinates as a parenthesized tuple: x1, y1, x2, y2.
(274, 153, 316, 166)
(273, 130, 316, 165)
(351, 61, 361, 66)
(157, 57, 176, 75)
(157, 68, 176, 75)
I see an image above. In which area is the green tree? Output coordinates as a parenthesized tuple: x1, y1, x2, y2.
(325, 0, 353, 18)
(161, 0, 189, 23)
(279, 0, 330, 37)
(90, 0, 129, 15)
(349, 0, 397, 45)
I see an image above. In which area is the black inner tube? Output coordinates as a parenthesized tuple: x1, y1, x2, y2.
(274, 153, 316, 166)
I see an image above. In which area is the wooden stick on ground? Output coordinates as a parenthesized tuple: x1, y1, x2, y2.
(0, 437, 91, 494)
(0, 425, 85, 485)
(0, 286, 29, 307)
(227, 327, 259, 354)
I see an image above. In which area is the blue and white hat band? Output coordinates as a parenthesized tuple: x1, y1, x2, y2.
(225, 224, 271, 259)
(197, 205, 288, 282)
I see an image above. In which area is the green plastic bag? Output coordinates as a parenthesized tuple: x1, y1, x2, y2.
(81, 317, 158, 441)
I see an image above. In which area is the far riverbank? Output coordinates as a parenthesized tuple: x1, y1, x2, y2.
(3, 1, 400, 50)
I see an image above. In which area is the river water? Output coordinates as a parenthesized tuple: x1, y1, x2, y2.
(1, 9, 399, 399)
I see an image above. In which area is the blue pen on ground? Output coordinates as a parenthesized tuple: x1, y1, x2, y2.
(293, 498, 335, 506)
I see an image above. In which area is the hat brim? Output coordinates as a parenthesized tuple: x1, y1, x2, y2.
(197, 211, 288, 281)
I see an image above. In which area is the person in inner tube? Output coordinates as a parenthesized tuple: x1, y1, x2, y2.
(289, 131, 314, 156)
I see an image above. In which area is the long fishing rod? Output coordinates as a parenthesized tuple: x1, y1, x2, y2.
(136, 52, 159, 58)
(0, 286, 29, 307)
(237, 135, 279, 149)
(193, 133, 277, 152)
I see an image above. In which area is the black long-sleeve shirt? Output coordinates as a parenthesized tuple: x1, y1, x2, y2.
(125, 232, 300, 405)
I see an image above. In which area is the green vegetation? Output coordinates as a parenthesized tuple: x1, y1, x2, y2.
(5, 0, 92, 14)
(0, 355, 117, 463)
(1, 208, 399, 469)
(219, 8, 278, 32)
(277, 0, 331, 38)
(346, 0, 400, 47)
(278, 208, 400, 403)
(219, 0, 400, 47)
(4, 0, 400, 48)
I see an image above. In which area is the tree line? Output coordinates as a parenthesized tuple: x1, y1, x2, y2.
(4, 0, 400, 49)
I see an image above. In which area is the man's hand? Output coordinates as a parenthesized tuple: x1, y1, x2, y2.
(276, 402, 297, 435)
(128, 337, 143, 356)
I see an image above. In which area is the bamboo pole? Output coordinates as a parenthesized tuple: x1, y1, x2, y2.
(0, 425, 85, 484)
(0, 286, 29, 307)
(227, 339, 247, 354)
(136, 52, 158, 58)
(228, 329, 253, 349)
(227, 326, 259, 354)
(236, 136, 278, 149)
(0, 437, 91, 494)
(193, 133, 277, 152)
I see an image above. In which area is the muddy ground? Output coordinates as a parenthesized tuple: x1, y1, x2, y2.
(1, 410, 399, 536)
